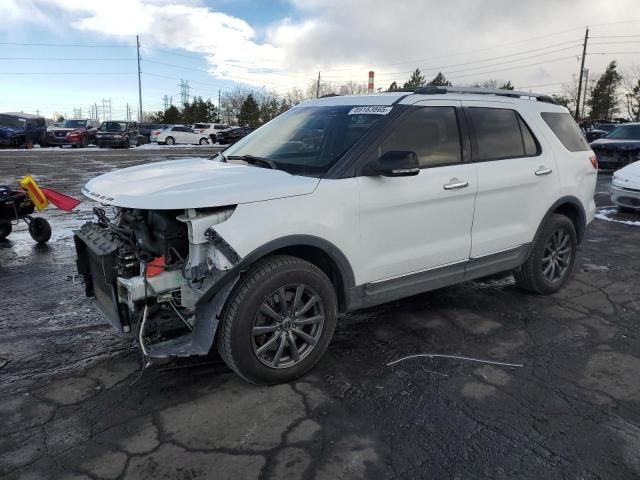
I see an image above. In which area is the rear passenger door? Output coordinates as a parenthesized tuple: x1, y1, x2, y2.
(462, 101, 560, 258)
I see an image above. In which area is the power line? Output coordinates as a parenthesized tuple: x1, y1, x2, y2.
(0, 72, 134, 75)
(0, 57, 135, 61)
(0, 42, 132, 48)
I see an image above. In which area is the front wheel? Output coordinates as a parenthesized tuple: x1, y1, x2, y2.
(514, 214, 577, 294)
(28, 217, 51, 244)
(0, 223, 12, 240)
(199, 137, 209, 145)
(165, 136, 175, 145)
(217, 255, 338, 385)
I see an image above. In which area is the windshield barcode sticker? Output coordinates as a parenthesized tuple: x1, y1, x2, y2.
(348, 106, 393, 115)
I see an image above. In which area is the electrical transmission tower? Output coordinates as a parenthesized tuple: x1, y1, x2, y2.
(163, 95, 173, 110)
(178, 79, 191, 106)
(102, 99, 112, 120)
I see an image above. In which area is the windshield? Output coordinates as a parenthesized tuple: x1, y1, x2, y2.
(597, 124, 618, 132)
(61, 119, 87, 129)
(222, 105, 388, 176)
(605, 124, 640, 140)
(0, 114, 25, 129)
(99, 122, 127, 132)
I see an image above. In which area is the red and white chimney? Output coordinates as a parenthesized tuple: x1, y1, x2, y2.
(368, 71, 374, 94)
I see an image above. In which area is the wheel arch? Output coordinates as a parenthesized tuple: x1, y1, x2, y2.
(539, 196, 587, 244)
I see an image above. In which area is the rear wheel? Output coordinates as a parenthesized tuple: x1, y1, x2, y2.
(0, 223, 12, 240)
(199, 137, 209, 145)
(514, 214, 577, 294)
(28, 217, 51, 244)
(217, 255, 338, 385)
(165, 136, 175, 145)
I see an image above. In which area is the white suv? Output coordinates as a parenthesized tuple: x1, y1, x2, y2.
(76, 87, 597, 384)
(153, 125, 210, 145)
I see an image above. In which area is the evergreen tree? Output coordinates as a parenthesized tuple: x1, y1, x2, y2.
(499, 81, 514, 90)
(239, 94, 260, 127)
(388, 81, 399, 91)
(588, 61, 622, 120)
(427, 72, 451, 86)
(403, 69, 426, 89)
(626, 79, 640, 121)
(162, 105, 182, 124)
(278, 98, 291, 115)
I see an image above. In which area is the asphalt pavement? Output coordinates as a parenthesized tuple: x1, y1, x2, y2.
(1, 147, 639, 480)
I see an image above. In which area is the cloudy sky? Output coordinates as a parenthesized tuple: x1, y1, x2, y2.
(1, 0, 639, 118)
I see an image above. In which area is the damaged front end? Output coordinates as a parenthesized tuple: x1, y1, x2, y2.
(74, 205, 239, 357)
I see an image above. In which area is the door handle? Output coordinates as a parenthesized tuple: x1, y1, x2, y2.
(535, 167, 553, 176)
(443, 180, 470, 190)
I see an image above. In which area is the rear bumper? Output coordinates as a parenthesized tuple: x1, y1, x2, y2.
(610, 183, 640, 209)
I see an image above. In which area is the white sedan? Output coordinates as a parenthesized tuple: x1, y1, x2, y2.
(152, 126, 210, 145)
(611, 160, 640, 212)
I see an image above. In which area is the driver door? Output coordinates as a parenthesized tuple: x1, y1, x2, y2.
(356, 101, 477, 285)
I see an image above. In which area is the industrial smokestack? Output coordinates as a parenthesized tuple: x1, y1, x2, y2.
(368, 71, 374, 94)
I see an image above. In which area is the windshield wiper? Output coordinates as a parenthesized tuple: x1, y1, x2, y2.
(227, 155, 278, 170)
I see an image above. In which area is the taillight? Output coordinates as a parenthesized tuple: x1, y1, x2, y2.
(589, 154, 598, 170)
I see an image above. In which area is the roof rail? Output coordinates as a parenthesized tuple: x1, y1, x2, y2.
(413, 86, 558, 105)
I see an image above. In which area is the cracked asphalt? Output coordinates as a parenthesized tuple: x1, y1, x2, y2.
(1, 147, 639, 480)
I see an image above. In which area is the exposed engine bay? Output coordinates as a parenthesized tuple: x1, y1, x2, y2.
(74, 205, 237, 354)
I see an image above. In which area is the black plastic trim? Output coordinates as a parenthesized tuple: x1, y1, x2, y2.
(537, 195, 588, 244)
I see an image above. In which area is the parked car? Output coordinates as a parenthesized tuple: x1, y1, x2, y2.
(46, 119, 100, 148)
(95, 121, 139, 148)
(191, 123, 232, 142)
(610, 160, 640, 212)
(590, 123, 640, 170)
(139, 123, 169, 142)
(153, 125, 210, 145)
(75, 87, 596, 384)
(0, 112, 47, 148)
(216, 127, 254, 144)
(585, 123, 619, 143)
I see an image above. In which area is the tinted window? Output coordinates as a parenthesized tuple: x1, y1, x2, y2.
(541, 112, 589, 151)
(518, 116, 539, 156)
(379, 106, 461, 168)
(468, 108, 527, 160)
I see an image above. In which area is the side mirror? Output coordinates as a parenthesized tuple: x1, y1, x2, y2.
(365, 150, 420, 177)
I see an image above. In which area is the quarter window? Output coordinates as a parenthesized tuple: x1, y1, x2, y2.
(379, 106, 462, 168)
(468, 107, 539, 161)
(541, 112, 590, 152)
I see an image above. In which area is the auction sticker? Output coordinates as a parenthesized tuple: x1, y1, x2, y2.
(348, 106, 393, 115)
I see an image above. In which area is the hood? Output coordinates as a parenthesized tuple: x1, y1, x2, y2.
(82, 157, 320, 209)
(590, 138, 640, 150)
(614, 160, 640, 184)
(50, 127, 83, 134)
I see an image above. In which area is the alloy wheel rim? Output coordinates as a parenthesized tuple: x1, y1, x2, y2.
(542, 228, 572, 284)
(251, 283, 325, 369)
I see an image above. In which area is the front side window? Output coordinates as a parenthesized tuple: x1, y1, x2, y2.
(223, 105, 388, 176)
(468, 107, 538, 161)
(541, 112, 589, 152)
(378, 106, 461, 168)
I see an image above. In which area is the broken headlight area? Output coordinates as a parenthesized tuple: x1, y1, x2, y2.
(74, 205, 237, 346)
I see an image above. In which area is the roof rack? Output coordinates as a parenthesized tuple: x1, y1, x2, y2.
(412, 86, 558, 105)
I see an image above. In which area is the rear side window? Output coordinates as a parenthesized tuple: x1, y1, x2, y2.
(467, 107, 539, 161)
(541, 112, 589, 152)
(379, 106, 461, 168)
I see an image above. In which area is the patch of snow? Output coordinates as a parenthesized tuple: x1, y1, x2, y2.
(595, 208, 640, 227)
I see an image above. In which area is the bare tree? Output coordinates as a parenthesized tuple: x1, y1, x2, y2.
(338, 80, 367, 95)
(622, 64, 640, 120)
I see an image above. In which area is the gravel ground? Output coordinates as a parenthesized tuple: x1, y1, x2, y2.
(1, 147, 639, 480)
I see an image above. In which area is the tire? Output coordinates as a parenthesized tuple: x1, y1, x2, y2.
(123, 138, 130, 149)
(28, 217, 51, 244)
(199, 137, 209, 145)
(0, 223, 11, 240)
(514, 214, 577, 295)
(165, 136, 175, 146)
(80, 135, 88, 148)
(217, 255, 338, 385)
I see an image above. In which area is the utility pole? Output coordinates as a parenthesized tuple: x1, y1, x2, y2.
(218, 89, 221, 122)
(137, 35, 143, 122)
(575, 27, 589, 120)
(581, 68, 589, 119)
(316, 72, 321, 98)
